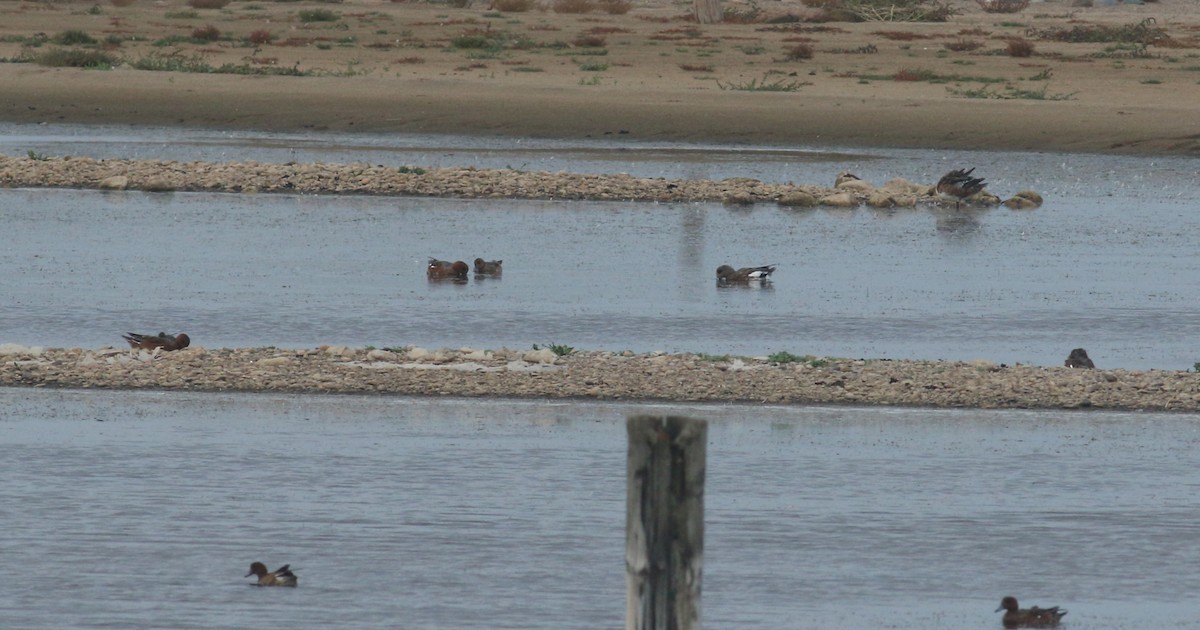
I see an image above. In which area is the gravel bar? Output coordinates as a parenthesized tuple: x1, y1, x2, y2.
(3, 345, 1198, 412)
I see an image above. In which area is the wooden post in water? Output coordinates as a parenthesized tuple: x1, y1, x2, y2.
(625, 415, 707, 630)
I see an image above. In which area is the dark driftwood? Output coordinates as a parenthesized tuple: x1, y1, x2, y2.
(625, 416, 707, 630)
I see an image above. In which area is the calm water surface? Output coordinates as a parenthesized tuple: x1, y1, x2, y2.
(3, 125, 1199, 368)
(2, 388, 1200, 629)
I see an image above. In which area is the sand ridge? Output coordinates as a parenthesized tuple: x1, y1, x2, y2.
(1, 0, 1198, 153)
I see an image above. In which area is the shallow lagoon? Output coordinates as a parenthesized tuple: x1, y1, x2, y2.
(4, 125, 1199, 369)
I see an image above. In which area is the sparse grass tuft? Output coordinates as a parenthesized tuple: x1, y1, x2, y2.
(1006, 37, 1034, 57)
(187, 0, 231, 8)
(191, 25, 222, 41)
(1027, 18, 1165, 45)
(695, 353, 731, 362)
(248, 29, 274, 45)
(805, 0, 957, 22)
(298, 8, 340, 22)
(553, 0, 594, 13)
(944, 39, 981, 52)
(53, 30, 98, 46)
(598, 0, 633, 14)
(27, 150, 50, 161)
(572, 34, 606, 47)
(717, 74, 810, 91)
(25, 48, 117, 68)
(948, 84, 1075, 100)
(491, 0, 536, 11)
(784, 43, 814, 60)
(768, 351, 828, 366)
(976, 0, 1029, 13)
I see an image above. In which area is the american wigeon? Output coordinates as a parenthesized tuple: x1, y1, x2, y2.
(936, 167, 986, 208)
(995, 596, 1067, 628)
(427, 258, 469, 280)
(716, 264, 776, 284)
(245, 562, 297, 587)
(1064, 348, 1095, 369)
(122, 332, 190, 351)
(474, 258, 502, 275)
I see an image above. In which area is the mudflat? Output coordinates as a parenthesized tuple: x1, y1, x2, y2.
(1, 0, 1198, 154)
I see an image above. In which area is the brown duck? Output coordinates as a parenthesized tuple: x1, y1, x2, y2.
(716, 264, 776, 284)
(427, 258, 469, 280)
(245, 562, 297, 587)
(473, 258, 502, 275)
(122, 332, 190, 351)
(1064, 348, 1095, 369)
(936, 167, 987, 208)
(995, 596, 1067, 628)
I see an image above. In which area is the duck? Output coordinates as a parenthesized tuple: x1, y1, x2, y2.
(995, 596, 1067, 628)
(716, 264, 776, 284)
(245, 562, 297, 587)
(473, 258, 502, 275)
(936, 167, 987, 208)
(121, 332, 190, 351)
(1064, 348, 1095, 369)
(427, 258, 469, 280)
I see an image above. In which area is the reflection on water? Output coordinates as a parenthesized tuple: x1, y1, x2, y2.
(3, 388, 1200, 629)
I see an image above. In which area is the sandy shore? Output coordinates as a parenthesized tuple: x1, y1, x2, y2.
(1, 0, 1199, 154)
(4, 344, 1200, 411)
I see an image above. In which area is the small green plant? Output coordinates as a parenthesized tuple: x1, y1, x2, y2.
(767, 351, 828, 366)
(578, 61, 608, 71)
(1140, 78, 1162, 85)
(188, 0, 232, 8)
(27, 150, 50, 161)
(1194, 362, 1200, 373)
(534, 343, 575, 356)
(53, 30, 97, 46)
(695, 353, 731, 362)
(397, 165, 427, 175)
(164, 10, 200, 19)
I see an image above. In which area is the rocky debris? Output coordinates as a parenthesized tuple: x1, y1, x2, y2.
(1, 344, 1197, 411)
(1004, 190, 1045, 209)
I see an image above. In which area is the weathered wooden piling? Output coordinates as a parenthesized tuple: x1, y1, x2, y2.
(625, 415, 707, 630)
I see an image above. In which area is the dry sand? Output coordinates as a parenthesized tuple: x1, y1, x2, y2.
(1, 0, 1198, 154)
